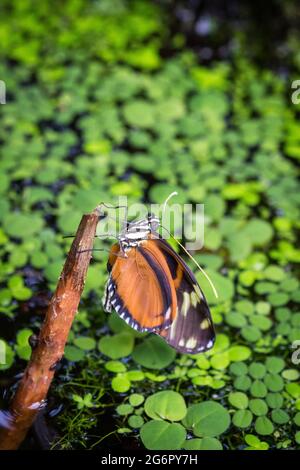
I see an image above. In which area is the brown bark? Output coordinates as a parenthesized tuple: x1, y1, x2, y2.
(0, 208, 101, 450)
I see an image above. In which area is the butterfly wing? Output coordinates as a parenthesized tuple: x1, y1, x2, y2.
(103, 242, 177, 332)
(154, 238, 215, 354)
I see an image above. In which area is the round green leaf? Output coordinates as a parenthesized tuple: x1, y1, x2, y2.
(282, 369, 299, 381)
(132, 336, 176, 369)
(250, 315, 272, 331)
(126, 370, 145, 381)
(196, 270, 234, 304)
(266, 357, 285, 374)
(140, 421, 186, 450)
(98, 333, 134, 359)
(123, 100, 155, 128)
(241, 325, 262, 342)
(250, 380, 268, 398)
(249, 363, 266, 379)
(73, 336, 96, 351)
(0, 340, 14, 370)
(271, 409, 289, 424)
(225, 312, 247, 328)
(111, 374, 131, 393)
(105, 360, 127, 373)
(232, 410, 253, 429)
(230, 362, 248, 376)
(210, 352, 230, 370)
(267, 292, 289, 307)
(64, 345, 85, 362)
(255, 301, 271, 315)
(255, 416, 274, 435)
(129, 393, 144, 407)
(266, 393, 283, 409)
(234, 375, 252, 391)
(235, 300, 254, 315)
(264, 374, 284, 392)
(144, 391, 187, 421)
(128, 415, 144, 429)
(228, 392, 248, 409)
(183, 401, 230, 437)
(249, 399, 268, 416)
(263, 266, 286, 282)
(294, 412, 300, 426)
(228, 346, 251, 362)
(3, 213, 44, 239)
(116, 404, 133, 416)
(242, 219, 273, 246)
(15, 328, 32, 361)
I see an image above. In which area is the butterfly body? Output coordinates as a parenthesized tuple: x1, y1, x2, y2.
(103, 214, 215, 354)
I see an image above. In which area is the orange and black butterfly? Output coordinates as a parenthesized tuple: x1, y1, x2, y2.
(103, 214, 215, 354)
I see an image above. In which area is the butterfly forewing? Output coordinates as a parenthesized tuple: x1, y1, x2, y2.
(103, 241, 177, 332)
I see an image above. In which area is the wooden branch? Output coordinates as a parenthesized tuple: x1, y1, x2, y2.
(0, 208, 101, 450)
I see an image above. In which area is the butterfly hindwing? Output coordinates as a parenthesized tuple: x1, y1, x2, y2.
(154, 238, 215, 354)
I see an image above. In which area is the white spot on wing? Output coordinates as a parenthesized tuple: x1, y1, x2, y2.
(194, 284, 204, 300)
(200, 319, 210, 330)
(165, 307, 171, 320)
(185, 337, 197, 349)
(182, 292, 190, 317)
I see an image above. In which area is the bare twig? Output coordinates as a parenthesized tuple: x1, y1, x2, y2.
(0, 207, 101, 450)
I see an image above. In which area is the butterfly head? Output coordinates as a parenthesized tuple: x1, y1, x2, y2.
(118, 213, 160, 249)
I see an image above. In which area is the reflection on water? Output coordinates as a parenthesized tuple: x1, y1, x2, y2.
(28, 399, 47, 411)
(0, 410, 14, 431)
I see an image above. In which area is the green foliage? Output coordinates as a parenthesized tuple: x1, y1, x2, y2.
(132, 336, 176, 369)
(74, 337, 96, 351)
(228, 392, 249, 409)
(98, 333, 134, 359)
(244, 434, 269, 450)
(183, 437, 223, 450)
(232, 410, 253, 429)
(64, 345, 85, 362)
(72, 393, 95, 410)
(0, 339, 15, 370)
(129, 393, 144, 407)
(116, 404, 133, 416)
(111, 375, 131, 393)
(140, 421, 186, 450)
(183, 401, 231, 437)
(144, 391, 187, 421)
(15, 328, 33, 360)
(255, 416, 274, 435)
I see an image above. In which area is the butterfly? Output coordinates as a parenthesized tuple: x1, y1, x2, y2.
(102, 213, 215, 354)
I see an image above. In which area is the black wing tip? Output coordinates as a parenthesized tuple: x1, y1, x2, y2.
(161, 332, 216, 355)
(186, 335, 216, 355)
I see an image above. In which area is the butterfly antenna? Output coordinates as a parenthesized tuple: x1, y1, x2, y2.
(98, 202, 128, 210)
(159, 224, 218, 299)
(162, 191, 178, 218)
(97, 202, 128, 231)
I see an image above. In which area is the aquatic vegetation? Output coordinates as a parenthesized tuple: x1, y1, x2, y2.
(0, 0, 300, 450)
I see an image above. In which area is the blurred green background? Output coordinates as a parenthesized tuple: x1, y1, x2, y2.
(0, 0, 300, 450)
